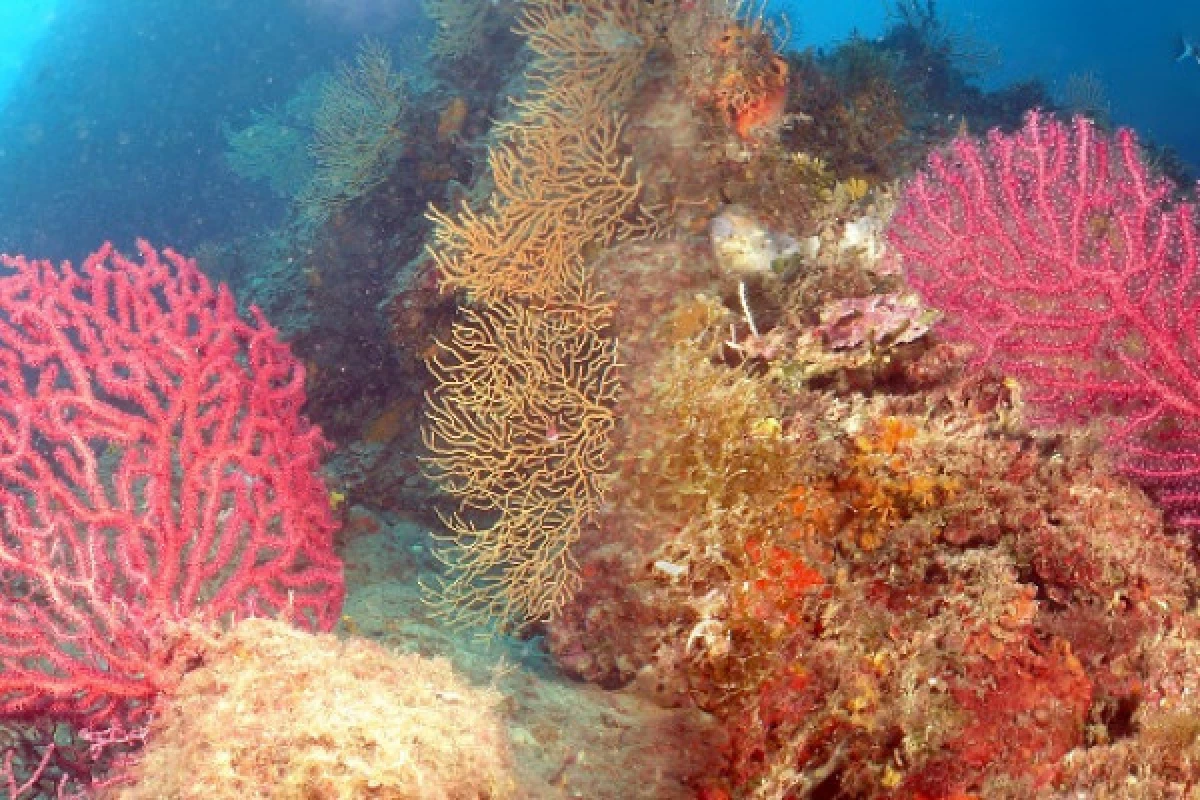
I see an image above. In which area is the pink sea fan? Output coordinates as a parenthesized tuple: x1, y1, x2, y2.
(887, 111, 1200, 529)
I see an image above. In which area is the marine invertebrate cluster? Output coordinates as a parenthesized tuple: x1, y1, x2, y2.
(621, 345, 804, 517)
(542, 114, 1200, 790)
(608, 381, 1191, 797)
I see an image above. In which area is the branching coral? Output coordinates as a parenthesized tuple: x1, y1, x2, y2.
(295, 38, 409, 229)
(516, 0, 656, 109)
(422, 0, 491, 62)
(423, 299, 620, 625)
(421, 0, 656, 629)
(222, 109, 314, 199)
(427, 86, 647, 307)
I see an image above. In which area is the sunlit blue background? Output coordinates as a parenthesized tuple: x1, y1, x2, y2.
(784, 0, 1200, 166)
(0, 1, 63, 104)
(0, 1, 1194, 259)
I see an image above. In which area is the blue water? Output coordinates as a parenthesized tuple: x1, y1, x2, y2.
(787, 0, 1200, 168)
(0, 0, 428, 260)
(0, 1, 64, 103)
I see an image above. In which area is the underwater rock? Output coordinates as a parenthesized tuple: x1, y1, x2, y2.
(838, 214, 888, 263)
(112, 618, 517, 798)
(818, 292, 935, 350)
(709, 206, 801, 277)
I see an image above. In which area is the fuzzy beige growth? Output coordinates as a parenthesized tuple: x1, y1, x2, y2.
(109, 619, 516, 799)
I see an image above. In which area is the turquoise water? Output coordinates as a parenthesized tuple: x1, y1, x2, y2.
(0, 1, 65, 106)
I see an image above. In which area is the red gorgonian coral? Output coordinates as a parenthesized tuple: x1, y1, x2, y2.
(0, 240, 343, 728)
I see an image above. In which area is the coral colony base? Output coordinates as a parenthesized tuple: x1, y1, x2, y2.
(0, 0, 1198, 797)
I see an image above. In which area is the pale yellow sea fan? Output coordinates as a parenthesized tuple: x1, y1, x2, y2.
(423, 0, 491, 61)
(1059, 71, 1112, 125)
(295, 38, 409, 229)
(422, 299, 620, 628)
(222, 108, 314, 199)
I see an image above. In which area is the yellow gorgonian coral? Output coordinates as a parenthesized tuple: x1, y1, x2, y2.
(423, 299, 620, 626)
(427, 86, 646, 307)
(516, 0, 655, 108)
(420, 0, 658, 630)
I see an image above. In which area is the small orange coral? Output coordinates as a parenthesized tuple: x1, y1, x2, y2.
(778, 416, 960, 552)
(733, 79, 788, 141)
(704, 21, 790, 142)
(436, 96, 469, 143)
(740, 537, 825, 626)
